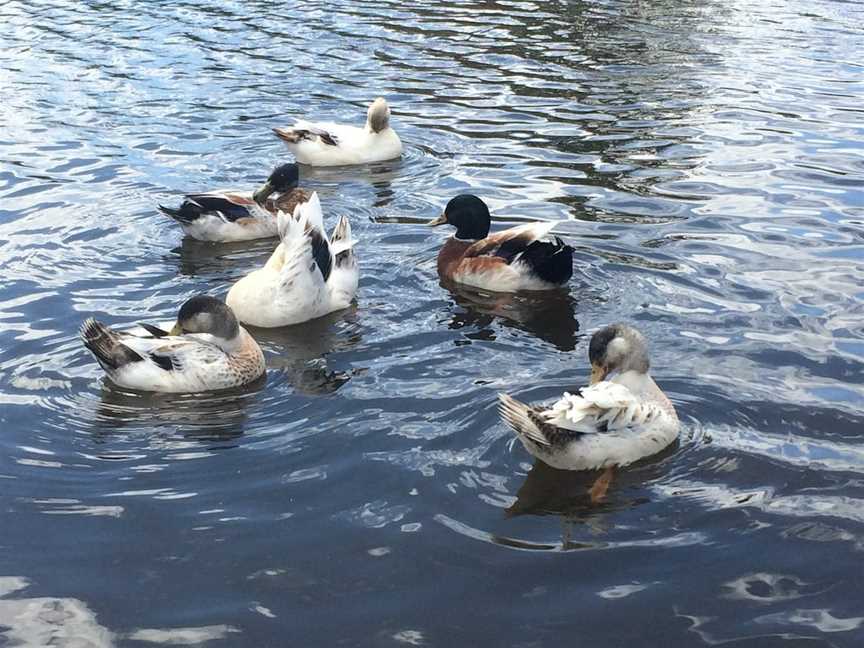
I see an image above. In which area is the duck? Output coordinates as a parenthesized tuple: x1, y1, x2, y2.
(272, 97, 402, 166)
(158, 163, 310, 242)
(226, 192, 358, 327)
(428, 194, 573, 292)
(498, 324, 679, 502)
(80, 295, 265, 393)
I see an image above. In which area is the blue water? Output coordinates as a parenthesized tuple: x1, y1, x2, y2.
(1, 0, 864, 645)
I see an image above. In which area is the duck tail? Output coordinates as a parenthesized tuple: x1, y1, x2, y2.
(80, 318, 143, 371)
(158, 202, 198, 224)
(272, 127, 302, 144)
(293, 191, 325, 235)
(330, 215, 356, 259)
(498, 393, 553, 447)
(522, 236, 573, 285)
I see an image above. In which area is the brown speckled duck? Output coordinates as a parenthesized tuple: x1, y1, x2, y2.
(80, 295, 265, 392)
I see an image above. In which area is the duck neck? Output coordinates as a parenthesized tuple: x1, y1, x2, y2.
(612, 370, 652, 395)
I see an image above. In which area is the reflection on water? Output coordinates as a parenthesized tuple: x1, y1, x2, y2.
(170, 237, 279, 279)
(91, 380, 263, 441)
(444, 280, 581, 351)
(1, 0, 864, 644)
(506, 460, 644, 518)
(249, 306, 364, 395)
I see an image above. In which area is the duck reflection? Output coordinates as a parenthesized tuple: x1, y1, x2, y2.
(507, 447, 679, 519)
(506, 460, 616, 518)
(169, 236, 275, 279)
(299, 157, 404, 209)
(443, 279, 581, 351)
(247, 305, 363, 395)
(91, 376, 265, 442)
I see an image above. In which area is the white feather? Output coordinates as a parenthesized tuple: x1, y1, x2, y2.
(499, 375, 679, 471)
(226, 192, 359, 327)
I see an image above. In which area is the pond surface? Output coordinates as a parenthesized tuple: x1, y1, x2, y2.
(2, 0, 864, 645)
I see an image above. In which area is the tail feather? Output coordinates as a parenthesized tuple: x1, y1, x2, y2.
(158, 203, 198, 224)
(273, 127, 302, 144)
(80, 318, 143, 371)
(522, 237, 573, 285)
(330, 215, 355, 257)
(498, 393, 552, 447)
(158, 204, 183, 221)
(294, 191, 325, 236)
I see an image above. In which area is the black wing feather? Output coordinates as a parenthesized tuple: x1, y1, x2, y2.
(148, 352, 177, 372)
(138, 323, 170, 338)
(182, 194, 254, 223)
(309, 229, 333, 281)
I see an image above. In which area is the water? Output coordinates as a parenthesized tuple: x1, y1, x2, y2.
(1, 0, 863, 645)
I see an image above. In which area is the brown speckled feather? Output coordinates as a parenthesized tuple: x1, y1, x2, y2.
(267, 188, 311, 215)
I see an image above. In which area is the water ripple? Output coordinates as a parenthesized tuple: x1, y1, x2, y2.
(1, 0, 863, 644)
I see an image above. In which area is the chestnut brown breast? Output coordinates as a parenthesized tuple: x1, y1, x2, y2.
(437, 238, 473, 279)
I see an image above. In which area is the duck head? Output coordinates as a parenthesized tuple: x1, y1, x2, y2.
(588, 324, 650, 384)
(367, 97, 391, 133)
(253, 163, 300, 204)
(427, 194, 491, 241)
(170, 295, 240, 342)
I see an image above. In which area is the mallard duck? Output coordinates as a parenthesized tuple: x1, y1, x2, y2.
(428, 194, 573, 292)
(80, 295, 265, 393)
(498, 324, 679, 501)
(273, 97, 402, 166)
(158, 164, 310, 242)
(226, 192, 358, 327)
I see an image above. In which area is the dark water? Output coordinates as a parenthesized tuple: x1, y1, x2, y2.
(2, 0, 864, 645)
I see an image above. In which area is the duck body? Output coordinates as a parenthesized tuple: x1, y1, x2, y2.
(437, 223, 572, 292)
(80, 296, 265, 393)
(226, 192, 358, 327)
(499, 324, 679, 470)
(430, 195, 573, 293)
(273, 98, 402, 167)
(159, 164, 308, 242)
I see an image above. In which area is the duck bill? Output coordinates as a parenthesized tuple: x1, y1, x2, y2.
(590, 363, 608, 385)
(427, 214, 447, 227)
(169, 322, 183, 336)
(252, 181, 275, 205)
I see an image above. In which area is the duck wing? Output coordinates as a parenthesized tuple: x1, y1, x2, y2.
(273, 120, 340, 147)
(158, 192, 257, 224)
(544, 382, 668, 434)
(465, 221, 572, 285)
(81, 319, 224, 374)
(499, 382, 668, 445)
(465, 222, 557, 260)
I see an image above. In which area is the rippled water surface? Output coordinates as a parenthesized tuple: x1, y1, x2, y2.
(2, 0, 864, 645)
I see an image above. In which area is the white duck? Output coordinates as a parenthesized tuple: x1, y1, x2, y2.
(498, 324, 679, 502)
(273, 97, 402, 166)
(80, 295, 265, 393)
(158, 164, 310, 242)
(226, 192, 358, 327)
